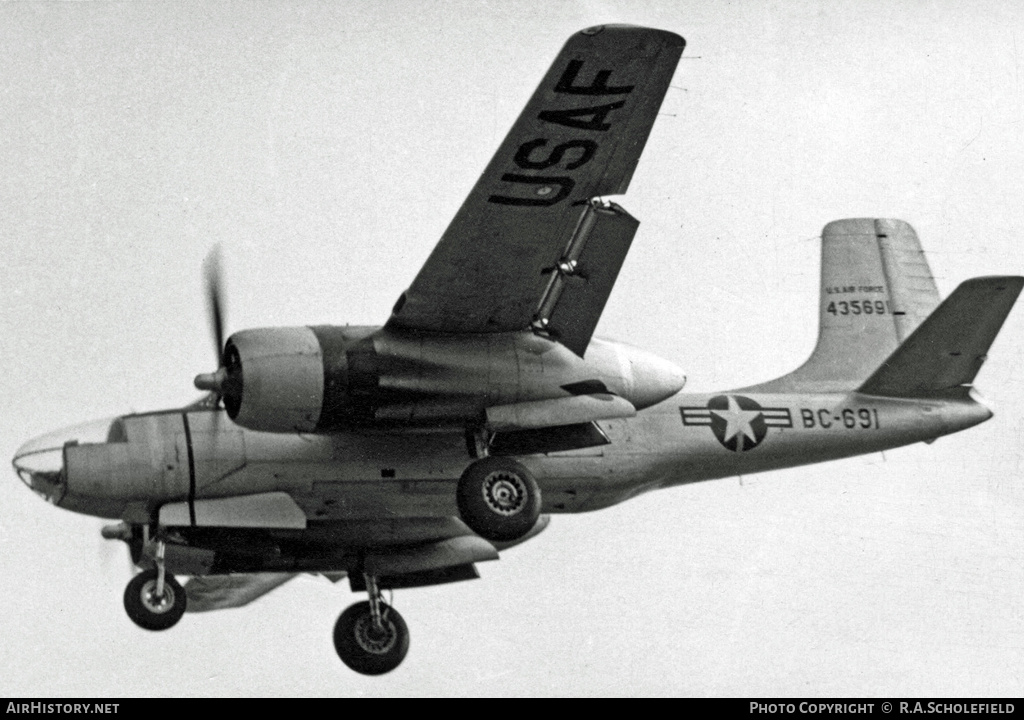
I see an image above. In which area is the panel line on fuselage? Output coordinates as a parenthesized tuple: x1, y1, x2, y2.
(181, 412, 197, 526)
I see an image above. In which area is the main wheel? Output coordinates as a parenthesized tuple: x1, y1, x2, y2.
(333, 601, 410, 675)
(123, 569, 187, 631)
(457, 457, 540, 542)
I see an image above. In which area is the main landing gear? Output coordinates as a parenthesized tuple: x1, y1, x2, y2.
(457, 456, 541, 542)
(334, 574, 409, 675)
(122, 529, 187, 631)
(331, 455, 542, 674)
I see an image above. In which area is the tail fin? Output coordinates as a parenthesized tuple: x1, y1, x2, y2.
(744, 218, 941, 393)
(858, 276, 1023, 398)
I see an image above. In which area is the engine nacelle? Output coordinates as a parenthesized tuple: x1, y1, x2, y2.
(223, 327, 327, 432)
(220, 325, 686, 434)
(222, 325, 498, 433)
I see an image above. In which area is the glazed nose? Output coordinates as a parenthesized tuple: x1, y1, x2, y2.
(12, 418, 117, 503)
(12, 438, 67, 503)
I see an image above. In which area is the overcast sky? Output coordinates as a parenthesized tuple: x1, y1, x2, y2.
(2, 1, 1022, 697)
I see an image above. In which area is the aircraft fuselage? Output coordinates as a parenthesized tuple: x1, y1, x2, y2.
(15, 386, 991, 530)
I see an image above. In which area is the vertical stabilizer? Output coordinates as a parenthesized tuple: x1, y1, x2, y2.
(742, 219, 939, 393)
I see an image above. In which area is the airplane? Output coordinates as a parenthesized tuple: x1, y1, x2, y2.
(11, 24, 1023, 677)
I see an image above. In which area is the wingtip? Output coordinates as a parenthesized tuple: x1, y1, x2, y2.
(576, 24, 686, 49)
(956, 275, 1024, 292)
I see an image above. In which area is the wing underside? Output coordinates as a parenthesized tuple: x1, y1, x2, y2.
(184, 572, 299, 612)
(387, 25, 684, 348)
(180, 515, 552, 609)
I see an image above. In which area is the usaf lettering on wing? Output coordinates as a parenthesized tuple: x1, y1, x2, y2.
(488, 60, 635, 207)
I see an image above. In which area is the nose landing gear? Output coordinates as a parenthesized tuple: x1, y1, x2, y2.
(114, 528, 413, 673)
(122, 530, 187, 631)
(333, 574, 409, 675)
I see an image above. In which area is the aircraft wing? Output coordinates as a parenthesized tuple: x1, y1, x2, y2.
(184, 572, 300, 612)
(387, 25, 684, 353)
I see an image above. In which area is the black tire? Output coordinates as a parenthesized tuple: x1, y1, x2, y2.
(123, 569, 187, 631)
(457, 457, 541, 542)
(333, 601, 410, 675)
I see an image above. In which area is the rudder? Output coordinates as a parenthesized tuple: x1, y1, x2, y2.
(743, 218, 939, 393)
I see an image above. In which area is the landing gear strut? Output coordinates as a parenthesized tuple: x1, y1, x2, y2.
(333, 574, 409, 675)
(123, 529, 187, 631)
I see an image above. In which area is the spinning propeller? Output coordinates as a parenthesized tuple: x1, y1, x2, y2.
(193, 247, 238, 407)
(204, 246, 226, 377)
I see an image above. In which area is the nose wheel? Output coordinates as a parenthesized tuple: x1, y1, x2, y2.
(124, 568, 187, 631)
(122, 533, 187, 631)
(333, 574, 409, 675)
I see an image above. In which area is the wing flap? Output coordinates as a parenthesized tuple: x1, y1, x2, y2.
(489, 422, 611, 456)
(485, 393, 636, 430)
(541, 202, 638, 355)
(388, 26, 683, 335)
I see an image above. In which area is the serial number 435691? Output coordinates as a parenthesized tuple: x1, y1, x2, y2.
(826, 299, 892, 316)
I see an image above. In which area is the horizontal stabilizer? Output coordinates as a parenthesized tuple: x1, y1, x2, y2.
(858, 276, 1023, 398)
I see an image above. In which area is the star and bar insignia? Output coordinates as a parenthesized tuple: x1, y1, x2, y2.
(680, 395, 792, 452)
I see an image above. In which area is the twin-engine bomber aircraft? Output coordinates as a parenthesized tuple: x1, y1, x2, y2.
(12, 26, 1023, 676)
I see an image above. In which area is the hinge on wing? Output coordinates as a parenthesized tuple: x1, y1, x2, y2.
(532, 197, 612, 335)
